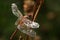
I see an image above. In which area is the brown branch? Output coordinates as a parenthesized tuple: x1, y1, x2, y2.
(33, 0, 44, 21)
(10, 29, 18, 40)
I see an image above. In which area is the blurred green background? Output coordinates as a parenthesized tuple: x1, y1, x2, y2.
(0, 0, 60, 40)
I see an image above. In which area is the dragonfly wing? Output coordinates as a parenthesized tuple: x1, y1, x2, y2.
(17, 25, 36, 37)
(11, 3, 23, 17)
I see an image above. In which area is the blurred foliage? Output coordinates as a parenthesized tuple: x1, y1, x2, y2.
(0, 0, 60, 40)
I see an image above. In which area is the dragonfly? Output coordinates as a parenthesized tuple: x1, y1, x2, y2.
(11, 3, 40, 37)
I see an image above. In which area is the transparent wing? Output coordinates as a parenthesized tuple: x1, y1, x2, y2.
(11, 3, 23, 18)
(23, 19, 40, 28)
(17, 19, 40, 37)
(17, 25, 36, 37)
